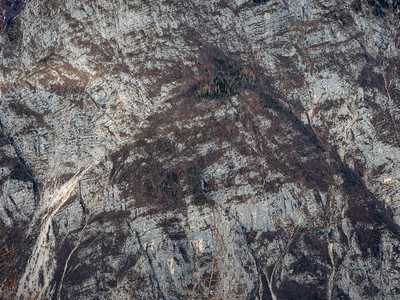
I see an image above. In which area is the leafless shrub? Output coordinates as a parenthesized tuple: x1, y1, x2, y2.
(0, 220, 45, 300)
(183, 215, 241, 300)
(0, 219, 16, 299)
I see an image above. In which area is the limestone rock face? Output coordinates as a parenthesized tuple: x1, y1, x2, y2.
(1, 0, 400, 299)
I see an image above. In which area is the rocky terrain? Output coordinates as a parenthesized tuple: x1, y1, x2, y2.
(1, 0, 400, 299)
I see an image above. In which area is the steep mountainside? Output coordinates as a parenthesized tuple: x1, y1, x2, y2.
(1, 0, 400, 299)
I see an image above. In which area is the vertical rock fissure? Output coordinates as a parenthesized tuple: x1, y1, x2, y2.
(240, 225, 269, 299)
(327, 242, 335, 300)
(57, 182, 88, 300)
(57, 222, 88, 300)
(214, 202, 273, 299)
(18, 162, 97, 299)
(379, 236, 385, 300)
(0, 119, 40, 201)
(267, 225, 299, 300)
(381, 68, 400, 147)
(135, 230, 166, 300)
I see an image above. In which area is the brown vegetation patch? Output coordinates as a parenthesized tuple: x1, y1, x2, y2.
(158, 217, 187, 241)
(88, 211, 130, 226)
(187, 57, 257, 99)
(8, 101, 46, 126)
(358, 65, 386, 94)
(0, 0, 26, 34)
(371, 109, 400, 146)
(9, 161, 31, 182)
(275, 279, 327, 300)
(113, 146, 219, 209)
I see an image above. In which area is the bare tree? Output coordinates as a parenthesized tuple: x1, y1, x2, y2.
(183, 215, 242, 300)
(0, 219, 16, 299)
(0, 220, 45, 300)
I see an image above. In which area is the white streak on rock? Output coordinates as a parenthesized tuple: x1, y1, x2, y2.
(18, 162, 97, 299)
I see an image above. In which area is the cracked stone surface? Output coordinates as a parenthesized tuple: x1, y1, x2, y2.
(1, 0, 400, 299)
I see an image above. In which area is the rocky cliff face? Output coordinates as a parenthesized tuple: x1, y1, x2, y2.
(1, 0, 400, 299)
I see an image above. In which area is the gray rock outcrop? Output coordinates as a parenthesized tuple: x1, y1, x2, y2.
(1, 0, 400, 299)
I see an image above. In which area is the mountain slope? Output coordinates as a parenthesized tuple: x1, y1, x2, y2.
(1, 0, 400, 299)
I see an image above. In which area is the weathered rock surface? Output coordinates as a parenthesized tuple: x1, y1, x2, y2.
(1, 0, 400, 299)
